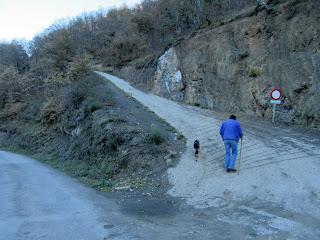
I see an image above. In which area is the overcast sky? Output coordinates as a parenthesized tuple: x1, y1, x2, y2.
(0, 0, 142, 41)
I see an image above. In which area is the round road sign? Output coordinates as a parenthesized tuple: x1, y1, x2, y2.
(271, 89, 281, 100)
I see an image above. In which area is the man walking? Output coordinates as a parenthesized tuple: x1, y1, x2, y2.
(219, 115, 243, 172)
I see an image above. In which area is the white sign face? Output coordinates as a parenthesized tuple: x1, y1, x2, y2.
(270, 100, 281, 104)
(271, 90, 281, 100)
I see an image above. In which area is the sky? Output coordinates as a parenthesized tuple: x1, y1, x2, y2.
(0, 0, 142, 41)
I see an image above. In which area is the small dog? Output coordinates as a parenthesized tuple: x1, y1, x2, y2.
(194, 140, 200, 161)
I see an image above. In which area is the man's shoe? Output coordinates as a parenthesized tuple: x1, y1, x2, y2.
(226, 169, 231, 172)
(229, 169, 237, 172)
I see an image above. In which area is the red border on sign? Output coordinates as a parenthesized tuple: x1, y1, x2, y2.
(271, 89, 282, 100)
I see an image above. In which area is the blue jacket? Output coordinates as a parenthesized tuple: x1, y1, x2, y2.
(219, 119, 243, 142)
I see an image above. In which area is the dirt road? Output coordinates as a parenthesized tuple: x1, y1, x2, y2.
(98, 72, 320, 238)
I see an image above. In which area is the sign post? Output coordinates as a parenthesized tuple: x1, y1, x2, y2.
(272, 104, 276, 123)
(270, 89, 282, 123)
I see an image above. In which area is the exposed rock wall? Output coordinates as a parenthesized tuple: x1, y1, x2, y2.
(119, 0, 320, 128)
(152, 48, 184, 101)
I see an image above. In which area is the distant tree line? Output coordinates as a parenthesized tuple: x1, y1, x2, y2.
(0, 0, 258, 116)
(0, 0, 257, 82)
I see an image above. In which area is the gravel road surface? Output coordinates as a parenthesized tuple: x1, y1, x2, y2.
(98, 72, 320, 238)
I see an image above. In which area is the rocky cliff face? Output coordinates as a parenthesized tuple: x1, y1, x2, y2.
(117, 0, 320, 128)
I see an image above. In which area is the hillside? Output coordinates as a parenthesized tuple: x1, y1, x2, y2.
(1, 0, 320, 238)
(0, 66, 184, 192)
(115, 0, 320, 128)
(0, 0, 318, 191)
(2, 0, 318, 129)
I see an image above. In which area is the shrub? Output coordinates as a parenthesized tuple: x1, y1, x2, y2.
(0, 102, 24, 120)
(87, 101, 102, 113)
(146, 130, 165, 145)
(40, 97, 63, 124)
(46, 72, 71, 87)
(177, 133, 184, 141)
(110, 134, 126, 151)
(0, 41, 29, 73)
(249, 66, 263, 78)
(67, 57, 91, 81)
(193, 102, 200, 107)
(0, 66, 23, 104)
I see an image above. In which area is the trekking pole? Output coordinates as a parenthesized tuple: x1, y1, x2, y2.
(238, 138, 243, 175)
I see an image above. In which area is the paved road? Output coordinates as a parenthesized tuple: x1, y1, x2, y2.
(98, 72, 320, 238)
(0, 151, 141, 240)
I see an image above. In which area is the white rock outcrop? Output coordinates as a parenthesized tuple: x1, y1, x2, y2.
(153, 48, 184, 101)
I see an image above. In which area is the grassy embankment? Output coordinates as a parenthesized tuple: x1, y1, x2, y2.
(0, 70, 185, 192)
